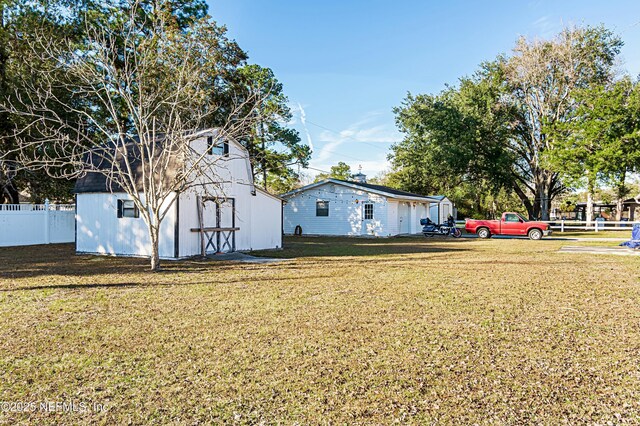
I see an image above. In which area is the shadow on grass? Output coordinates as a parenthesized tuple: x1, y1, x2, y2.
(0, 237, 470, 281)
(0, 273, 343, 292)
(251, 235, 471, 259)
(0, 243, 155, 279)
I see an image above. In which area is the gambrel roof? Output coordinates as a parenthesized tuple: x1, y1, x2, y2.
(74, 128, 250, 194)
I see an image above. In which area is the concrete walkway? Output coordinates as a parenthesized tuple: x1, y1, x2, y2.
(558, 246, 640, 256)
(206, 252, 288, 264)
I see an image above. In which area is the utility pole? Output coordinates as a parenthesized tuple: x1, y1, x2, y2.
(261, 121, 267, 190)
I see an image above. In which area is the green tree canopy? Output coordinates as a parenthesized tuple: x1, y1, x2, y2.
(314, 162, 352, 182)
(389, 25, 623, 219)
(545, 77, 640, 220)
(235, 64, 311, 193)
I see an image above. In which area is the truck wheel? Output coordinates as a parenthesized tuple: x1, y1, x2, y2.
(528, 228, 542, 240)
(477, 228, 490, 239)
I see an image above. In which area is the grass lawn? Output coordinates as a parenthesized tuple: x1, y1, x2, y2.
(1, 236, 639, 424)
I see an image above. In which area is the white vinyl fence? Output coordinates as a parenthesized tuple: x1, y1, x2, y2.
(454, 219, 639, 233)
(543, 219, 640, 232)
(0, 200, 75, 247)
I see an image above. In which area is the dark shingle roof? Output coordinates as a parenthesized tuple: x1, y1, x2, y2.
(74, 140, 180, 194)
(334, 179, 431, 199)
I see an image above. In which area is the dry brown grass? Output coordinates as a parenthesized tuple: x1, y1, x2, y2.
(0, 236, 639, 424)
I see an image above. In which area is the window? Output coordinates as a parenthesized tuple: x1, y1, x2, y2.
(208, 136, 229, 156)
(504, 213, 520, 222)
(117, 200, 139, 218)
(364, 203, 374, 220)
(316, 201, 329, 217)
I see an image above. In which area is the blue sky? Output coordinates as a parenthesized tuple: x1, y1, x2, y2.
(206, 1, 640, 180)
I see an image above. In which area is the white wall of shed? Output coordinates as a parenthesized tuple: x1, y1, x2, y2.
(251, 191, 282, 250)
(76, 192, 177, 258)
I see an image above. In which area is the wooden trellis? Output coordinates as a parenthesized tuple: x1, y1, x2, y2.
(191, 196, 239, 257)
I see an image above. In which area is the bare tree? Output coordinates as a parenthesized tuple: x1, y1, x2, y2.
(0, 1, 266, 270)
(502, 26, 622, 220)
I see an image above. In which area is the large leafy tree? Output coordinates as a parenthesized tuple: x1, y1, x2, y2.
(502, 26, 622, 219)
(546, 78, 640, 222)
(390, 65, 518, 218)
(390, 26, 623, 220)
(1, 0, 303, 202)
(0, 0, 212, 203)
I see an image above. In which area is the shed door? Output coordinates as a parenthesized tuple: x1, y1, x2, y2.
(201, 198, 235, 254)
(399, 202, 410, 234)
(442, 203, 451, 223)
(361, 203, 374, 235)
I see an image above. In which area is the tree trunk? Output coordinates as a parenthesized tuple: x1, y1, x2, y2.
(615, 198, 623, 222)
(536, 180, 550, 221)
(149, 226, 161, 271)
(1, 179, 19, 204)
(512, 182, 535, 219)
(260, 122, 267, 190)
(586, 190, 594, 227)
(0, 5, 18, 205)
(615, 172, 626, 222)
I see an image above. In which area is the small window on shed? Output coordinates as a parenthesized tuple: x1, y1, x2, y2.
(316, 201, 329, 217)
(117, 200, 139, 218)
(208, 136, 229, 156)
(364, 203, 374, 220)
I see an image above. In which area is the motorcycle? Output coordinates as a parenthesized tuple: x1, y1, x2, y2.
(420, 217, 462, 238)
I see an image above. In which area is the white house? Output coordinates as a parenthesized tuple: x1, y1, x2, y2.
(281, 176, 438, 236)
(428, 195, 456, 224)
(74, 130, 283, 259)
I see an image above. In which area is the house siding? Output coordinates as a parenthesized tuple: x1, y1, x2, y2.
(283, 183, 408, 237)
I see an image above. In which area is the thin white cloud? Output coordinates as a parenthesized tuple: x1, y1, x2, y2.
(529, 15, 562, 38)
(313, 116, 401, 164)
(297, 102, 314, 152)
(288, 102, 314, 152)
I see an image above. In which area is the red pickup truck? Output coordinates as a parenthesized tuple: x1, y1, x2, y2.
(465, 212, 552, 240)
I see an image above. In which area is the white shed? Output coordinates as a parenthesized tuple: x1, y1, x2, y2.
(74, 130, 283, 259)
(281, 179, 437, 237)
(428, 195, 455, 225)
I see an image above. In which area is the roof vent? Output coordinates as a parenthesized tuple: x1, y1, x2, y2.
(352, 172, 366, 183)
(352, 165, 366, 183)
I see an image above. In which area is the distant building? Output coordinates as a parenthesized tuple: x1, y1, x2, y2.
(281, 175, 439, 236)
(427, 195, 456, 224)
(563, 197, 640, 221)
